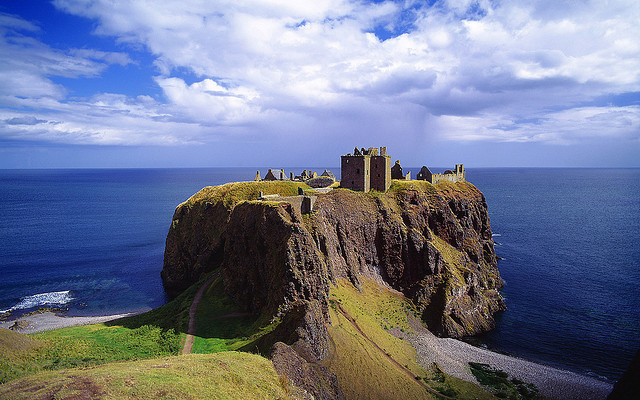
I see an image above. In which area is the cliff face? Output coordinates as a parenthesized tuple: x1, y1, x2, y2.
(311, 182, 504, 337)
(162, 180, 504, 356)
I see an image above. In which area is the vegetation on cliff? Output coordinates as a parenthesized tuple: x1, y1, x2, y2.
(324, 278, 496, 400)
(161, 181, 311, 297)
(163, 179, 504, 341)
(0, 321, 181, 384)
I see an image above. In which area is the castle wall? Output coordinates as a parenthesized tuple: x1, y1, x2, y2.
(341, 155, 370, 192)
(417, 164, 465, 184)
(275, 195, 317, 214)
(370, 154, 391, 191)
(431, 173, 458, 184)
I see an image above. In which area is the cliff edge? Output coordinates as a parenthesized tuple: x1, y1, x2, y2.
(162, 180, 504, 351)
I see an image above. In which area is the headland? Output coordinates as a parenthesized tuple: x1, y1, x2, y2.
(0, 149, 618, 399)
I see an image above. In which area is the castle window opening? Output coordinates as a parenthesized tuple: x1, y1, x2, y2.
(356, 168, 360, 174)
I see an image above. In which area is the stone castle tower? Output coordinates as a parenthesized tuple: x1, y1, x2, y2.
(341, 146, 391, 192)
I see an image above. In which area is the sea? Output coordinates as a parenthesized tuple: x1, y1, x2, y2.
(0, 167, 638, 383)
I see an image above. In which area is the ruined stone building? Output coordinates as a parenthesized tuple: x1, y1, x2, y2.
(257, 168, 336, 189)
(263, 169, 287, 181)
(341, 146, 391, 192)
(416, 164, 465, 184)
(320, 169, 336, 180)
(293, 169, 317, 181)
(391, 160, 411, 180)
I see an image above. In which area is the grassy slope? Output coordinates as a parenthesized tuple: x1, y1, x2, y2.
(1, 272, 207, 383)
(324, 278, 495, 400)
(182, 180, 311, 209)
(0, 352, 297, 400)
(1, 323, 182, 384)
(0, 328, 41, 358)
(0, 269, 286, 387)
(0, 274, 295, 399)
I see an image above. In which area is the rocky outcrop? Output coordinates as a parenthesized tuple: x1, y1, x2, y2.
(162, 180, 504, 358)
(271, 341, 343, 400)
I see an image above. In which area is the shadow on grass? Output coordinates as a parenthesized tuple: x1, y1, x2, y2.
(193, 276, 260, 340)
(104, 269, 305, 357)
(105, 271, 211, 334)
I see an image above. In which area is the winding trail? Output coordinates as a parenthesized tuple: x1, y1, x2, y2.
(334, 303, 456, 400)
(182, 272, 220, 355)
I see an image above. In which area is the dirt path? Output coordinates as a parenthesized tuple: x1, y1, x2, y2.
(335, 303, 455, 400)
(182, 272, 220, 355)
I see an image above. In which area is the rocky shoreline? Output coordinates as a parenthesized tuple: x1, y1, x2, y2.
(394, 317, 613, 400)
(0, 311, 142, 334)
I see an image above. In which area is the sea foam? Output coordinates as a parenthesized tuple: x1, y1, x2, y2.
(0, 290, 73, 314)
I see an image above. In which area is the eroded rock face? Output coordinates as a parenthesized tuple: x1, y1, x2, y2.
(309, 184, 504, 338)
(162, 180, 505, 356)
(271, 341, 343, 400)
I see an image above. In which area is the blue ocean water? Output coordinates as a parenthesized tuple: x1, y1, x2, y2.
(468, 168, 640, 383)
(0, 167, 638, 382)
(0, 168, 255, 316)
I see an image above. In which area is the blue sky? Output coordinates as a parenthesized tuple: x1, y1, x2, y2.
(0, 0, 639, 168)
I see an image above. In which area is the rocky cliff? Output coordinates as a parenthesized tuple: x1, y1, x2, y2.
(162, 180, 504, 357)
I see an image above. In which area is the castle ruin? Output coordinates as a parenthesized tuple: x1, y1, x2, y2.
(342, 147, 465, 192)
(341, 147, 391, 192)
(257, 168, 336, 189)
(391, 160, 411, 180)
(415, 164, 465, 184)
(257, 147, 465, 198)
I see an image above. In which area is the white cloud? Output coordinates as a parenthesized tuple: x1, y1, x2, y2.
(0, 94, 206, 146)
(433, 105, 640, 144)
(0, 13, 40, 32)
(1, 1, 639, 151)
(155, 77, 262, 124)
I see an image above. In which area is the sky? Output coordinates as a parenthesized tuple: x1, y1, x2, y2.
(0, 0, 639, 168)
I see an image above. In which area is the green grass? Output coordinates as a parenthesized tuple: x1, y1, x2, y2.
(0, 352, 298, 400)
(324, 308, 434, 400)
(0, 327, 42, 358)
(1, 324, 181, 384)
(113, 275, 202, 333)
(182, 181, 311, 210)
(190, 274, 283, 354)
(0, 272, 216, 384)
(0, 269, 287, 384)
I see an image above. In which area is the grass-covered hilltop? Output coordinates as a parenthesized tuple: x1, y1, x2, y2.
(1, 179, 535, 400)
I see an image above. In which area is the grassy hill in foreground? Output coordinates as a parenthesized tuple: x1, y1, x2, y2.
(0, 270, 281, 385)
(0, 352, 296, 400)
